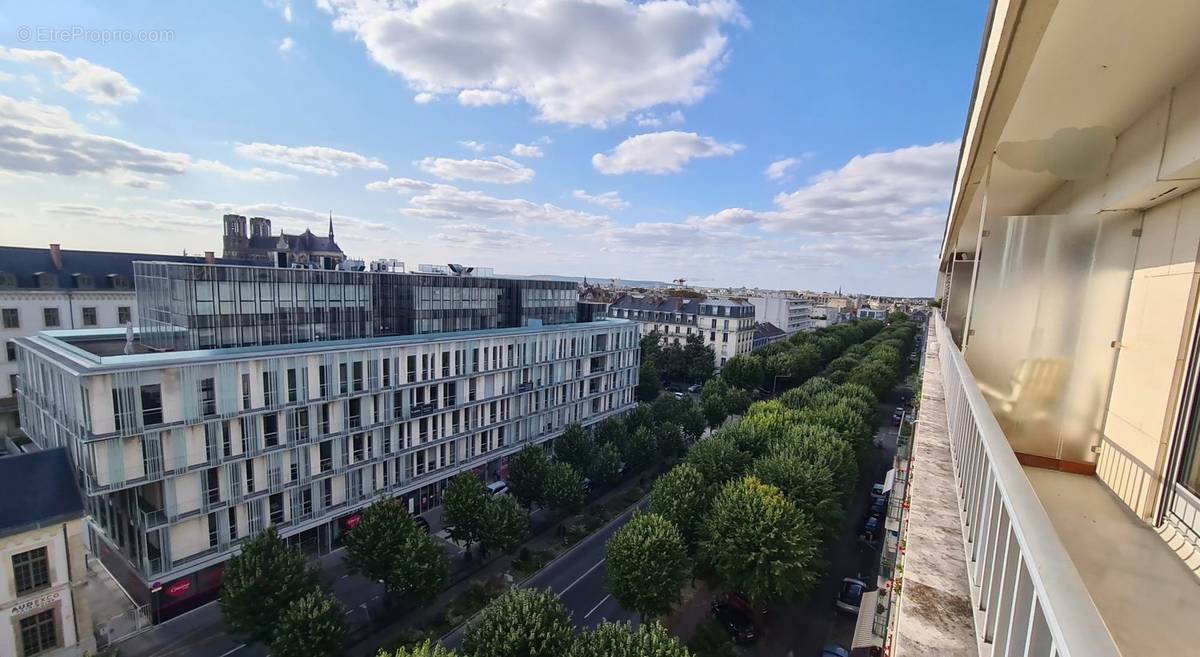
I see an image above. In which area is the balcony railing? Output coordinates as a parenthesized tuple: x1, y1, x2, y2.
(933, 314, 1119, 657)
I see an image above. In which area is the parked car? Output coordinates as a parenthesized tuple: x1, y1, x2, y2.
(821, 645, 851, 657)
(869, 496, 888, 519)
(674, 391, 686, 400)
(871, 482, 889, 498)
(711, 600, 758, 644)
(486, 480, 509, 497)
(892, 407, 905, 425)
(861, 515, 880, 542)
(717, 591, 767, 622)
(687, 383, 702, 394)
(836, 577, 867, 614)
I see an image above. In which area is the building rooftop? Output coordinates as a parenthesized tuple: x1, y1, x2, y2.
(0, 245, 248, 290)
(0, 447, 85, 539)
(753, 321, 786, 340)
(17, 318, 635, 374)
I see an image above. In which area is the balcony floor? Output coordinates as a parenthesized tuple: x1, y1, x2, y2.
(1025, 467, 1200, 657)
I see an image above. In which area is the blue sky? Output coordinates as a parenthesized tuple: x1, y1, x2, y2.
(0, 1, 986, 296)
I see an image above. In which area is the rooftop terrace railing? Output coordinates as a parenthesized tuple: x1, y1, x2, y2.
(934, 314, 1119, 657)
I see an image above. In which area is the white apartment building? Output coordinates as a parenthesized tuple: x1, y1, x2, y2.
(744, 294, 813, 335)
(867, 2, 1200, 656)
(0, 245, 225, 438)
(0, 449, 93, 657)
(608, 294, 755, 367)
(15, 262, 639, 623)
(807, 305, 844, 329)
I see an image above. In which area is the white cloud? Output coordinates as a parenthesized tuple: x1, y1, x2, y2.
(458, 140, 486, 152)
(0, 94, 292, 185)
(265, 0, 294, 22)
(86, 109, 120, 126)
(510, 143, 543, 158)
(0, 47, 140, 105)
(764, 156, 809, 181)
(318, 0, 744, 127)
(234, 142, 387, 176)
(0, 72, 13, 83)
(367, 175, 607, 229)
(430, 222, 547, 250)
(634, 110, 685, 127)
(413, 92, 435, 104)
(572, 189, 629, 210)
(417, 155, 534, 184)
(190, 159, 295, 182)
(279, 37, 296, 53)
(457, 89, 515, 107)
(592, 131, 741, 175)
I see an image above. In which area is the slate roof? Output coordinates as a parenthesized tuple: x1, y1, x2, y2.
(0, 448, 84, 538)
(0, 246, 248, 290)
(610, 294, 702, 313)
(246, 229, 342, 254)
(754, 321, 787, 340)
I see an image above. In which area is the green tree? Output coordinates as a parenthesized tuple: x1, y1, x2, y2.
(544, 461, 585, 516)
(594, 417, 626, 446)
(589, 442, 623, 488)
(683, 332, 716, 384)
(751, 454, 843, 537)
(770, 426, 859, 495)
(649, 463, 709, 548)
(220, 525, 317, 645)
(654, 422, 686, 459)
(798, 403, 873, 454)
(684, 432, 750, 488)
(640, 331, 665, 364)
(270, 589, 346, 657)
(724, 387, 752, 417)
(462, 588, 575, 657)
(480, 495, 529, 555)
(637, 359, 663, 402)
(569, 621, 691, 657)
(615, 425, 658, 472)
(702, 394, 728, 430)
(443, 473, 489, 550)
(508, 445, 552, 509)
(605, 513, 690, 620)
(722, 354, 765, 391)
(344, 498, 448, 604)
(378, 640, 457, 657)
(554, 423, 596, 475)
(700, 477, 820, 606)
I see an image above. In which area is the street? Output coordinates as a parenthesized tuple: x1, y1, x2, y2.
(441, 496, 649, 650)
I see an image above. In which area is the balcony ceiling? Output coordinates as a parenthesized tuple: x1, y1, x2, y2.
(946, 0, 1200, 256)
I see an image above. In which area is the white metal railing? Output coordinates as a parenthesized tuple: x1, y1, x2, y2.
(933, 315, 1119, 657)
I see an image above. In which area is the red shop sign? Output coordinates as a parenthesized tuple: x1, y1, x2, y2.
(165, 578, 192, 597)
(345, 514, 362, 530)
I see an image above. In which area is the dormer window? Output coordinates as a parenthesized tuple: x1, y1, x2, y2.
(0, 272, 14, 289)
(73, 273, 95, 289)
(35, 272, 57, 289)
(108, 274, 131, 290)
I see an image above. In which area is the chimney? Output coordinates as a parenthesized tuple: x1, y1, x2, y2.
(204, 251, 215, 264)
(50, 243, 62, 270)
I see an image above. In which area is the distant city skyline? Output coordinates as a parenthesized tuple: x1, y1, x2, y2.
(0, 1, 985, 296)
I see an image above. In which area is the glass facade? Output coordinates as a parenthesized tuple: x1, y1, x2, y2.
(135, 262, 580, 351)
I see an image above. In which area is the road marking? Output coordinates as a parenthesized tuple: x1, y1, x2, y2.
(218, 644, 246, 657)
(559, 558, 605, 595)
(583, 594, 611, 619)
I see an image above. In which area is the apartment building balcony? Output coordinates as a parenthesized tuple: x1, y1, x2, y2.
(886, 316, 1200, 657)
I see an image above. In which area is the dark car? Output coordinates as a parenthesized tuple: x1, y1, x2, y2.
(869, 496, 888, 519)
(861, 515, 880, 542)
(822, 646, 851, 657)
(836, 577, 867, 614)
(711, 600, 758, 644)
(892, 408, 905, 426)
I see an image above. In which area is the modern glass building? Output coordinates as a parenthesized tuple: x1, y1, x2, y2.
(15, 262, 638, 623)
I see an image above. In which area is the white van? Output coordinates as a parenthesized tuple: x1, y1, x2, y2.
(486, 480, 509, 497)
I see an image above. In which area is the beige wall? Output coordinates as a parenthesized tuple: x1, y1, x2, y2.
(0, 519, 94, 657)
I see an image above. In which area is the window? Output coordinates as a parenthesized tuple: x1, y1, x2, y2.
(200, 377, 216, 417)
(287, 368, 298, 403)
(12, 547, 50, 595)
(2, 308, 18, 328)
(42, 308, 60, 328)
(241, 373, 251, 410)
(263, 372, 277, 406)
(118, 306, 132, 324)
(208, 512, 219, 548)
(82, 306, 98, 326)
(5, 341, 15, 362)
(141, 384, 163, 426)
(19, 609, 57, 656)
(245, 460, 255, 494)
(263, 413, 279, 447)
(228, 507, 239, 541)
